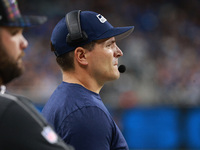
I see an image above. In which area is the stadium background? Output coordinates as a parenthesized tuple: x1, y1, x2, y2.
(7, 0, 200, 149)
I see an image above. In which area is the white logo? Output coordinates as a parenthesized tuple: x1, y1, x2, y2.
(41, 126, 58, 144)
(96, 14, 107, 23)
(10, 0, 16, 4)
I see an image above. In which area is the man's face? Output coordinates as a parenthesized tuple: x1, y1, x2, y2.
(0, 27, 28, 84)
(87, 37, 123, 85)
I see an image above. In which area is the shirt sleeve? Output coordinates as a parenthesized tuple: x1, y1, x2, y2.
(59, 106, 113, 150)
(0, 97, 74, 150)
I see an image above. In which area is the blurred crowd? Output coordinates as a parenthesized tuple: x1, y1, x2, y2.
(7, 0, 200, 108)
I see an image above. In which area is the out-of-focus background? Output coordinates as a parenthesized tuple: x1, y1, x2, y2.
(7, 0, 200, 149)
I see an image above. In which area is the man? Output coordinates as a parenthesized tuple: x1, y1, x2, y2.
(0, 0, 74, 149)
(42, 10, 134, 150)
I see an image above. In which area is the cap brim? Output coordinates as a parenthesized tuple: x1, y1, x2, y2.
(97, 26, 134, 41)
(1, 15, 47, 27)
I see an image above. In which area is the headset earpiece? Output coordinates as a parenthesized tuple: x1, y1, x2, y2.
(65, 10, 88, 46)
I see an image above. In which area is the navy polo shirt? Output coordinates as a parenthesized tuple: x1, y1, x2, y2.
(42, 82, 128, 150)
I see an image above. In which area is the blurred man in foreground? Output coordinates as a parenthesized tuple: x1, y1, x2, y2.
(0, 0, 74, 149)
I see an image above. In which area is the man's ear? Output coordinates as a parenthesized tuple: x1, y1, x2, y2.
(74, 47, 88, 65)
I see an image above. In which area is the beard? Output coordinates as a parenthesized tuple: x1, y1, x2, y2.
(0, 44, 25, 85)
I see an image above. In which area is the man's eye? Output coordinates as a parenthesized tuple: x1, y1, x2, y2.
(9, 28, 21, 35)
(11, 30, 19, 35)
(106, 44, 112, 47)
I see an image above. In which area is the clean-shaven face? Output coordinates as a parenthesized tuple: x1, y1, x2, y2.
(0, 27, 28, 84)
(87, 37, 123, 85)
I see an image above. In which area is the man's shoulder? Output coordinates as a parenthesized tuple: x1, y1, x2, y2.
(0, 93, 18, 107)
(0, 93, 33, 117)
(0, 93, 31, 105)
(0, 94, 18, 120)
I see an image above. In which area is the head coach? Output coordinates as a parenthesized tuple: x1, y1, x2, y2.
(42, 10, 134, 150)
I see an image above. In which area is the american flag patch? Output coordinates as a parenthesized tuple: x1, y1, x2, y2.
(41, 126, 58, 144)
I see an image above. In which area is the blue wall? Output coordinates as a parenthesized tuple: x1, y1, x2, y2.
(122, 106, 200, 149)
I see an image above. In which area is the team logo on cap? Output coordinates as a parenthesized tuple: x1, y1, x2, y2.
(96, 14, 107, 23)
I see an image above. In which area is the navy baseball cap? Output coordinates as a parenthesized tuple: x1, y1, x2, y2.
(0, 0, 47, 27)
(51, 10, 134, 57)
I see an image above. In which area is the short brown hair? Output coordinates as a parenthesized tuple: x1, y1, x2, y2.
(51, 41, 96, 71)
